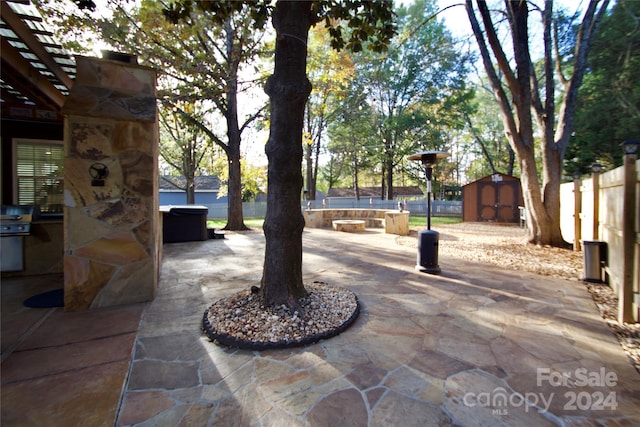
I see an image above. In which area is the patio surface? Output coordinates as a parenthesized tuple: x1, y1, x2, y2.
(2, 227, 639, 426)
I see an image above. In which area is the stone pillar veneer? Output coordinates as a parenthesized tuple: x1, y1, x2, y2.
(62, 55, 159, 311)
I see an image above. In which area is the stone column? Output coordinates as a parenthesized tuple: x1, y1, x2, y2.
(62, 55, 159, 311)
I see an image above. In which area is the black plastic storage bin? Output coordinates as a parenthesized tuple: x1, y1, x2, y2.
(161, 205, 208, 243)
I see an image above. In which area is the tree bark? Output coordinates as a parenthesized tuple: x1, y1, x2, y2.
(466, 0, 605, 247)
(261, 1, 313, 308)
(304, 109, 314, 200)
(225, 142, 247, 230)
(224, 19, 248, 231)
(384, 137, 393, 199)
(312, 129, 321, 199)
(186, 175, 195, 204)
(353, 152, 360, 200)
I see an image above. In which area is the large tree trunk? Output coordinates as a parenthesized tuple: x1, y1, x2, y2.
(261, 1, 313, 308)
(466, 0, 605, 247)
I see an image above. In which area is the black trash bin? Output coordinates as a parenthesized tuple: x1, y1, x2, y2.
(582, 240, 607, 283)
(416, 229, 441, 274)
(161, 205, 208, 243)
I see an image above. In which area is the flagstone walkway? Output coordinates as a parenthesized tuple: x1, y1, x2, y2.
(2, 226, 638, 425)
(116, 227, 639, 426)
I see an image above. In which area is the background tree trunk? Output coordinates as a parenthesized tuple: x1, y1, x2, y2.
(225, 142, 247, 230)
(186, 176, 195, 204)
(261, 1, 313, 308)
(223, 20, 248, 231)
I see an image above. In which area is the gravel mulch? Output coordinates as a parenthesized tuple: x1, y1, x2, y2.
(203, 281, 359, 350)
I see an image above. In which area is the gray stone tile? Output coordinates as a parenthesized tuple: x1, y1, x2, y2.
(128, 360, 200, 390)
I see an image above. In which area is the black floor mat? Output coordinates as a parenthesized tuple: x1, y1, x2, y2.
(23, 288, 64, 308)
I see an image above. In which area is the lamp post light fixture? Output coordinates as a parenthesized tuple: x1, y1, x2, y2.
(622, 138, 639, 155)
(591, 162, 605, 174)
(620, 138, 639, 323)
(408, 150, 450, 274)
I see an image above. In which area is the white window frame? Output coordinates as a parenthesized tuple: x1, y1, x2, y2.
(13, 138, 64, 214)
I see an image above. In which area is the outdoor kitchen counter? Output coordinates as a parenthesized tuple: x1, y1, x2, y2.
(2, 220, 63, 277)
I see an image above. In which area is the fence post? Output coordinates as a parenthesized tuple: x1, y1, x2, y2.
(573, 174, 582, 251)
(620, 139, 639, 323)
(591, 163, 604, 240)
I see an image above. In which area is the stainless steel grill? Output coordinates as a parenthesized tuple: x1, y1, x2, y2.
(1, 215, 31, 236)
(1, 205, 39, 272)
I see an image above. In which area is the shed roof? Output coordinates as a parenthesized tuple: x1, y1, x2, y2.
(462, 173, 520, 188)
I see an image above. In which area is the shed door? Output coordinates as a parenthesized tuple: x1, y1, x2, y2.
(478, 181, 518, 222)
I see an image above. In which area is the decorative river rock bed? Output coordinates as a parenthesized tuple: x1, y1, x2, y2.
(202, 281, 359, 350)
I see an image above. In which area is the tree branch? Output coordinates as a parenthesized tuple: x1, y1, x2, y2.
(239, 104, 268, 135)
(554, 0, 611, 154)
(465, 0, 520, 147)
(165, 100, 229, 153)
(477, 1, 518, 94)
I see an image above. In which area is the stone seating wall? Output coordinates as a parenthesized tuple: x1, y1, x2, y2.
(303, 209, 409, 236)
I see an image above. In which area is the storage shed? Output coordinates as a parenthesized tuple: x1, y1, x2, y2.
(462, 173, 522, 223)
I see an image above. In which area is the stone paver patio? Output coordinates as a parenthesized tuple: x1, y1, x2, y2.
(116, 227, 640, 426)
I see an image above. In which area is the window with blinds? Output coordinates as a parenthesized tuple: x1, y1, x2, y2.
(14, 139, 64, 213)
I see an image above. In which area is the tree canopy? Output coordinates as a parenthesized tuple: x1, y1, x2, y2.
(567, 0, 640, 176)
(326, 0, 473, 200)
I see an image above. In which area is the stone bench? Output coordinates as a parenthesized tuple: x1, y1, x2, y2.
(366, 218, 386, 228)
(303, 208, 410, 236)
(332, 220, 366, 233)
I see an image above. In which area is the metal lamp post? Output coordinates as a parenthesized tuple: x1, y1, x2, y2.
(408, 151, 450, 274)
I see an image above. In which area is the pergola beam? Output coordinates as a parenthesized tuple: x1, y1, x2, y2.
(1, 37, 65, 108)
(1, 1, 73, 90)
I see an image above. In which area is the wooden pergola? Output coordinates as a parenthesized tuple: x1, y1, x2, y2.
(1, 0, 75, 115)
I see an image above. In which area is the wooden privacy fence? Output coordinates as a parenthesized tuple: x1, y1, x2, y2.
(560, 158, 640, 323)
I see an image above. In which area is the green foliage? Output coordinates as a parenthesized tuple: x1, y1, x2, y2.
(326, 0, 472, 195)
(165, 0, 397, 54)
(567, 0, 640, 177)
(163, 1, 271, 30)
(34, 0, 103, 54)
(158, 101, 211, 174)
(204, 150, 266, 202)
(462, 78, 516, 179)
(304, 24, 356, 197)
(409, 215, 461, 227)
(314, 0, 396, 52)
